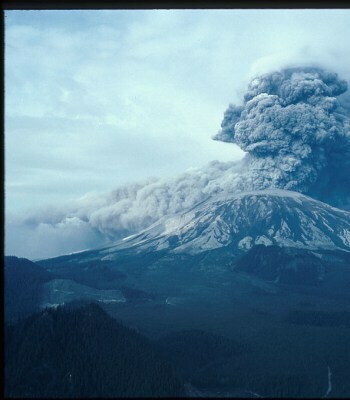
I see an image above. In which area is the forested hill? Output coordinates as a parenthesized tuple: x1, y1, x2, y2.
(4, 256, 54, 322)
(5, 302, 184, 398)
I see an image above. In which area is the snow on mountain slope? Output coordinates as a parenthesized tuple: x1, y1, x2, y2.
(101, 189, 350, 256)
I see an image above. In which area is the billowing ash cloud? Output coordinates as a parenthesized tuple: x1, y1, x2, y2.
(7, 66, 350, 260)
(7, 160, 243, 259)
(214, 67, 350, 208)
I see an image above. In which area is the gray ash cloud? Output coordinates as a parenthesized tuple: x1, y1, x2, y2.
(7, 66, 350, 259)
(214, 67, 350, 208)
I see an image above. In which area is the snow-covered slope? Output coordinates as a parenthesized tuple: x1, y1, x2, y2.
(101, 189, 350, 256)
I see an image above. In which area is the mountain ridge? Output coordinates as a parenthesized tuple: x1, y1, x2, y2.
(94, 189, 350, 259)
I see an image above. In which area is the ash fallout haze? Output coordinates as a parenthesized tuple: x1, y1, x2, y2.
(5, 9, 350, 260)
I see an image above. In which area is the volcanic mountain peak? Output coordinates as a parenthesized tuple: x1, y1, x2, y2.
(99, 189, 350, 258)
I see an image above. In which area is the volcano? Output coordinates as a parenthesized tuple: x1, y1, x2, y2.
(94, 189, 350, 259)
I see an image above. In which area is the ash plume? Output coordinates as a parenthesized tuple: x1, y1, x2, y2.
(214, 67, 350, 208)
(6, 160, 243, 259)
(7, 66, 350, 259)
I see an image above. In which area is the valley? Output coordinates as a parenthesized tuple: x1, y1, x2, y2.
(5, 189, 350, 398)
(30, 248, 350, 397)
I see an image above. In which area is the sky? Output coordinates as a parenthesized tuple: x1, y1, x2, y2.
(5, 9, 350, 259)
